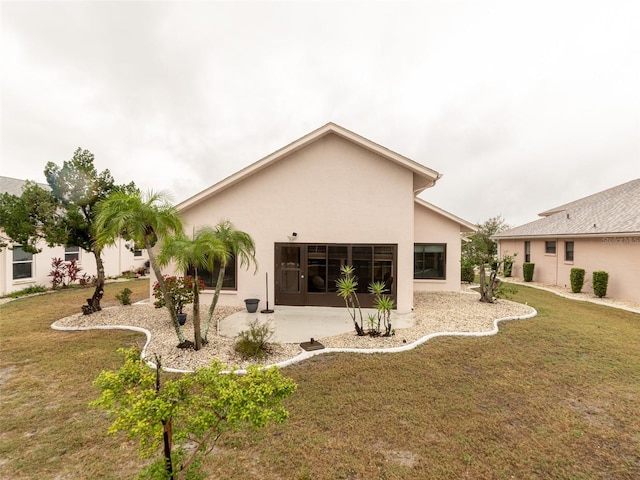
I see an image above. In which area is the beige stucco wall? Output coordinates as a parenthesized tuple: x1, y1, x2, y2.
(413, 202, 463, 293)
(0, 239, 148, 296)
(498, 236, 640, 303)
(180, 133, 417, 312)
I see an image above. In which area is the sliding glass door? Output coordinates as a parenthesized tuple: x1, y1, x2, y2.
(274, 243, 396, 307)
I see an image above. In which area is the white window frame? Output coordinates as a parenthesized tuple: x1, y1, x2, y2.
(65, 246, 80, 262)
(12, 246, 34, 280)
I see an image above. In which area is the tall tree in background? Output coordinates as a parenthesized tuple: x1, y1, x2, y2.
(95, 190, 186, 345)
(45, 149, 135, 310)
(0, 148, 135, 310)
(462, 215, 510, 303)
(0, 181, 61, 251)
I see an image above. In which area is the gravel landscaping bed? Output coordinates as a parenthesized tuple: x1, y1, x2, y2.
(53, 289, 535, 371)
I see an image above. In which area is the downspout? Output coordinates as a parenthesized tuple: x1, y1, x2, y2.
(555, 237, 559, 286)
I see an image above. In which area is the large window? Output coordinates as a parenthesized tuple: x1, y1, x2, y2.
(65, 246, 80, 262)
(414, 244, 446, 279)
(13, 246, 33, 280)
(565, 241, 574, 262)
(188, 255, 237, 290)
(545, 241, 556, 254)
(306, 244, 393, 294)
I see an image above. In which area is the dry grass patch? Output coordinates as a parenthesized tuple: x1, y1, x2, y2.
(0, 280, 150, 480)
(205, 287, 640, 479)
(1, 282, 639, 479)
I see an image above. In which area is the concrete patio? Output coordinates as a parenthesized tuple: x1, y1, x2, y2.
(218, 305, 416, 343)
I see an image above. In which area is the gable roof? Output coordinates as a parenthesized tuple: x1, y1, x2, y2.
(179, 123, 442, 211)
(0, 176, 49, 196)
(494, 178, 640, 239)
(415, 198, 477, 232)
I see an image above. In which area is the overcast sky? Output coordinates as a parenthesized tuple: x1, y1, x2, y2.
(1, 0, 638, 227)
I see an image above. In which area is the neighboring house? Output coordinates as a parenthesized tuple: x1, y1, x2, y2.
(493, 178, 640, 304)
(175, 123, 476, 314)
(0, 176, 149, 296)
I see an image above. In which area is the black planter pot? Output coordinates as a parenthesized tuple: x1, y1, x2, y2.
(177, 313, 187, 325)
(244, 298, 260, 313)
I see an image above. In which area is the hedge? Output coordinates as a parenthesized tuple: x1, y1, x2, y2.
(570, 268, 585, 293)
(592, 270, 609, 298)
(523, 262, 535, 282)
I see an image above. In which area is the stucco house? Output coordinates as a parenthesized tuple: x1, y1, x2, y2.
(494, 178, 640, 304)
(176, 123, 476, 314)
(0, 176, 149, 296)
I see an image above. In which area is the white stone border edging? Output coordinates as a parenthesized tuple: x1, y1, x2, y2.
(51, 306, 538, 375)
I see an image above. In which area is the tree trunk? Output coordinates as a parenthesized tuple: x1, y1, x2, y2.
(478, 262, 496, 303)
(192, 271, 202, 350)
(478, 263, 488, 302)
(90, 248, 105, 311)
(203, 264, 226, 340)
(145, 237, 185, 344)
(155, 355, 174, 480)
(163, 419, 174, 480)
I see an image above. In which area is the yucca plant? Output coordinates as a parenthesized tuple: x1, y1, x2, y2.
(370, 281, 394, 336)
(335, 265, 365, 336)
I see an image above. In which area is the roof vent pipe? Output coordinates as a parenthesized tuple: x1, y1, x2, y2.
(566, 213, 570, 219)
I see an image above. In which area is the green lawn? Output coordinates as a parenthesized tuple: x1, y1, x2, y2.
(1, 282, 638, 479)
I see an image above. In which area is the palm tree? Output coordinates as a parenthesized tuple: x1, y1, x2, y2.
(202, 220, 257, 341)
(95, 190, 187, 345)
(157, 228, 226, 350)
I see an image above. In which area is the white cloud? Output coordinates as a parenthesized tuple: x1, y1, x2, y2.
(1, 0, 638, 225)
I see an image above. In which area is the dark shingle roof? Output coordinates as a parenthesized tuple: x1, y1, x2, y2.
(494, 179, 640, 238)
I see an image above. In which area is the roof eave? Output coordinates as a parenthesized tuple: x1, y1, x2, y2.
(494, 232, 640, 240)
(415, 198, 477, 232)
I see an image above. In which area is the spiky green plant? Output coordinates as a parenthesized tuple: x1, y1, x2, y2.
(335, 265, 365, 336)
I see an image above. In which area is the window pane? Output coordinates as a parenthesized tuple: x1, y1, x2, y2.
(307, 245, 326, 293)
(13, 262, 32, 279)
(414, 244, 446, 279)
(65, 246, 80, 262)
(187, 255, 236, 290)
(565, 241, 574, 262)
(13, 247, 32, 263)
(327, 245, 348, 293)
(280, 247, 300, 268)
(12, 246, 33, 280)
(281, 269, 300, 293)
(545, 241, 556, 254)
(352, 246, 372, 293)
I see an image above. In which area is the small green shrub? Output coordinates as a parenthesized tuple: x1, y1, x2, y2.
(235, 319, 274, 360)
(523, 262, 535, 282)
(495, 280, 518, 300)
(502, 252, 517, 277)
(503, 260, 513, 277)
(570, 268, 585, 293)
(592, 270, 609, 298)
(461, 263, 475, 283)
(4, 285, 48, 299)
(115, 287, 132, 306)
